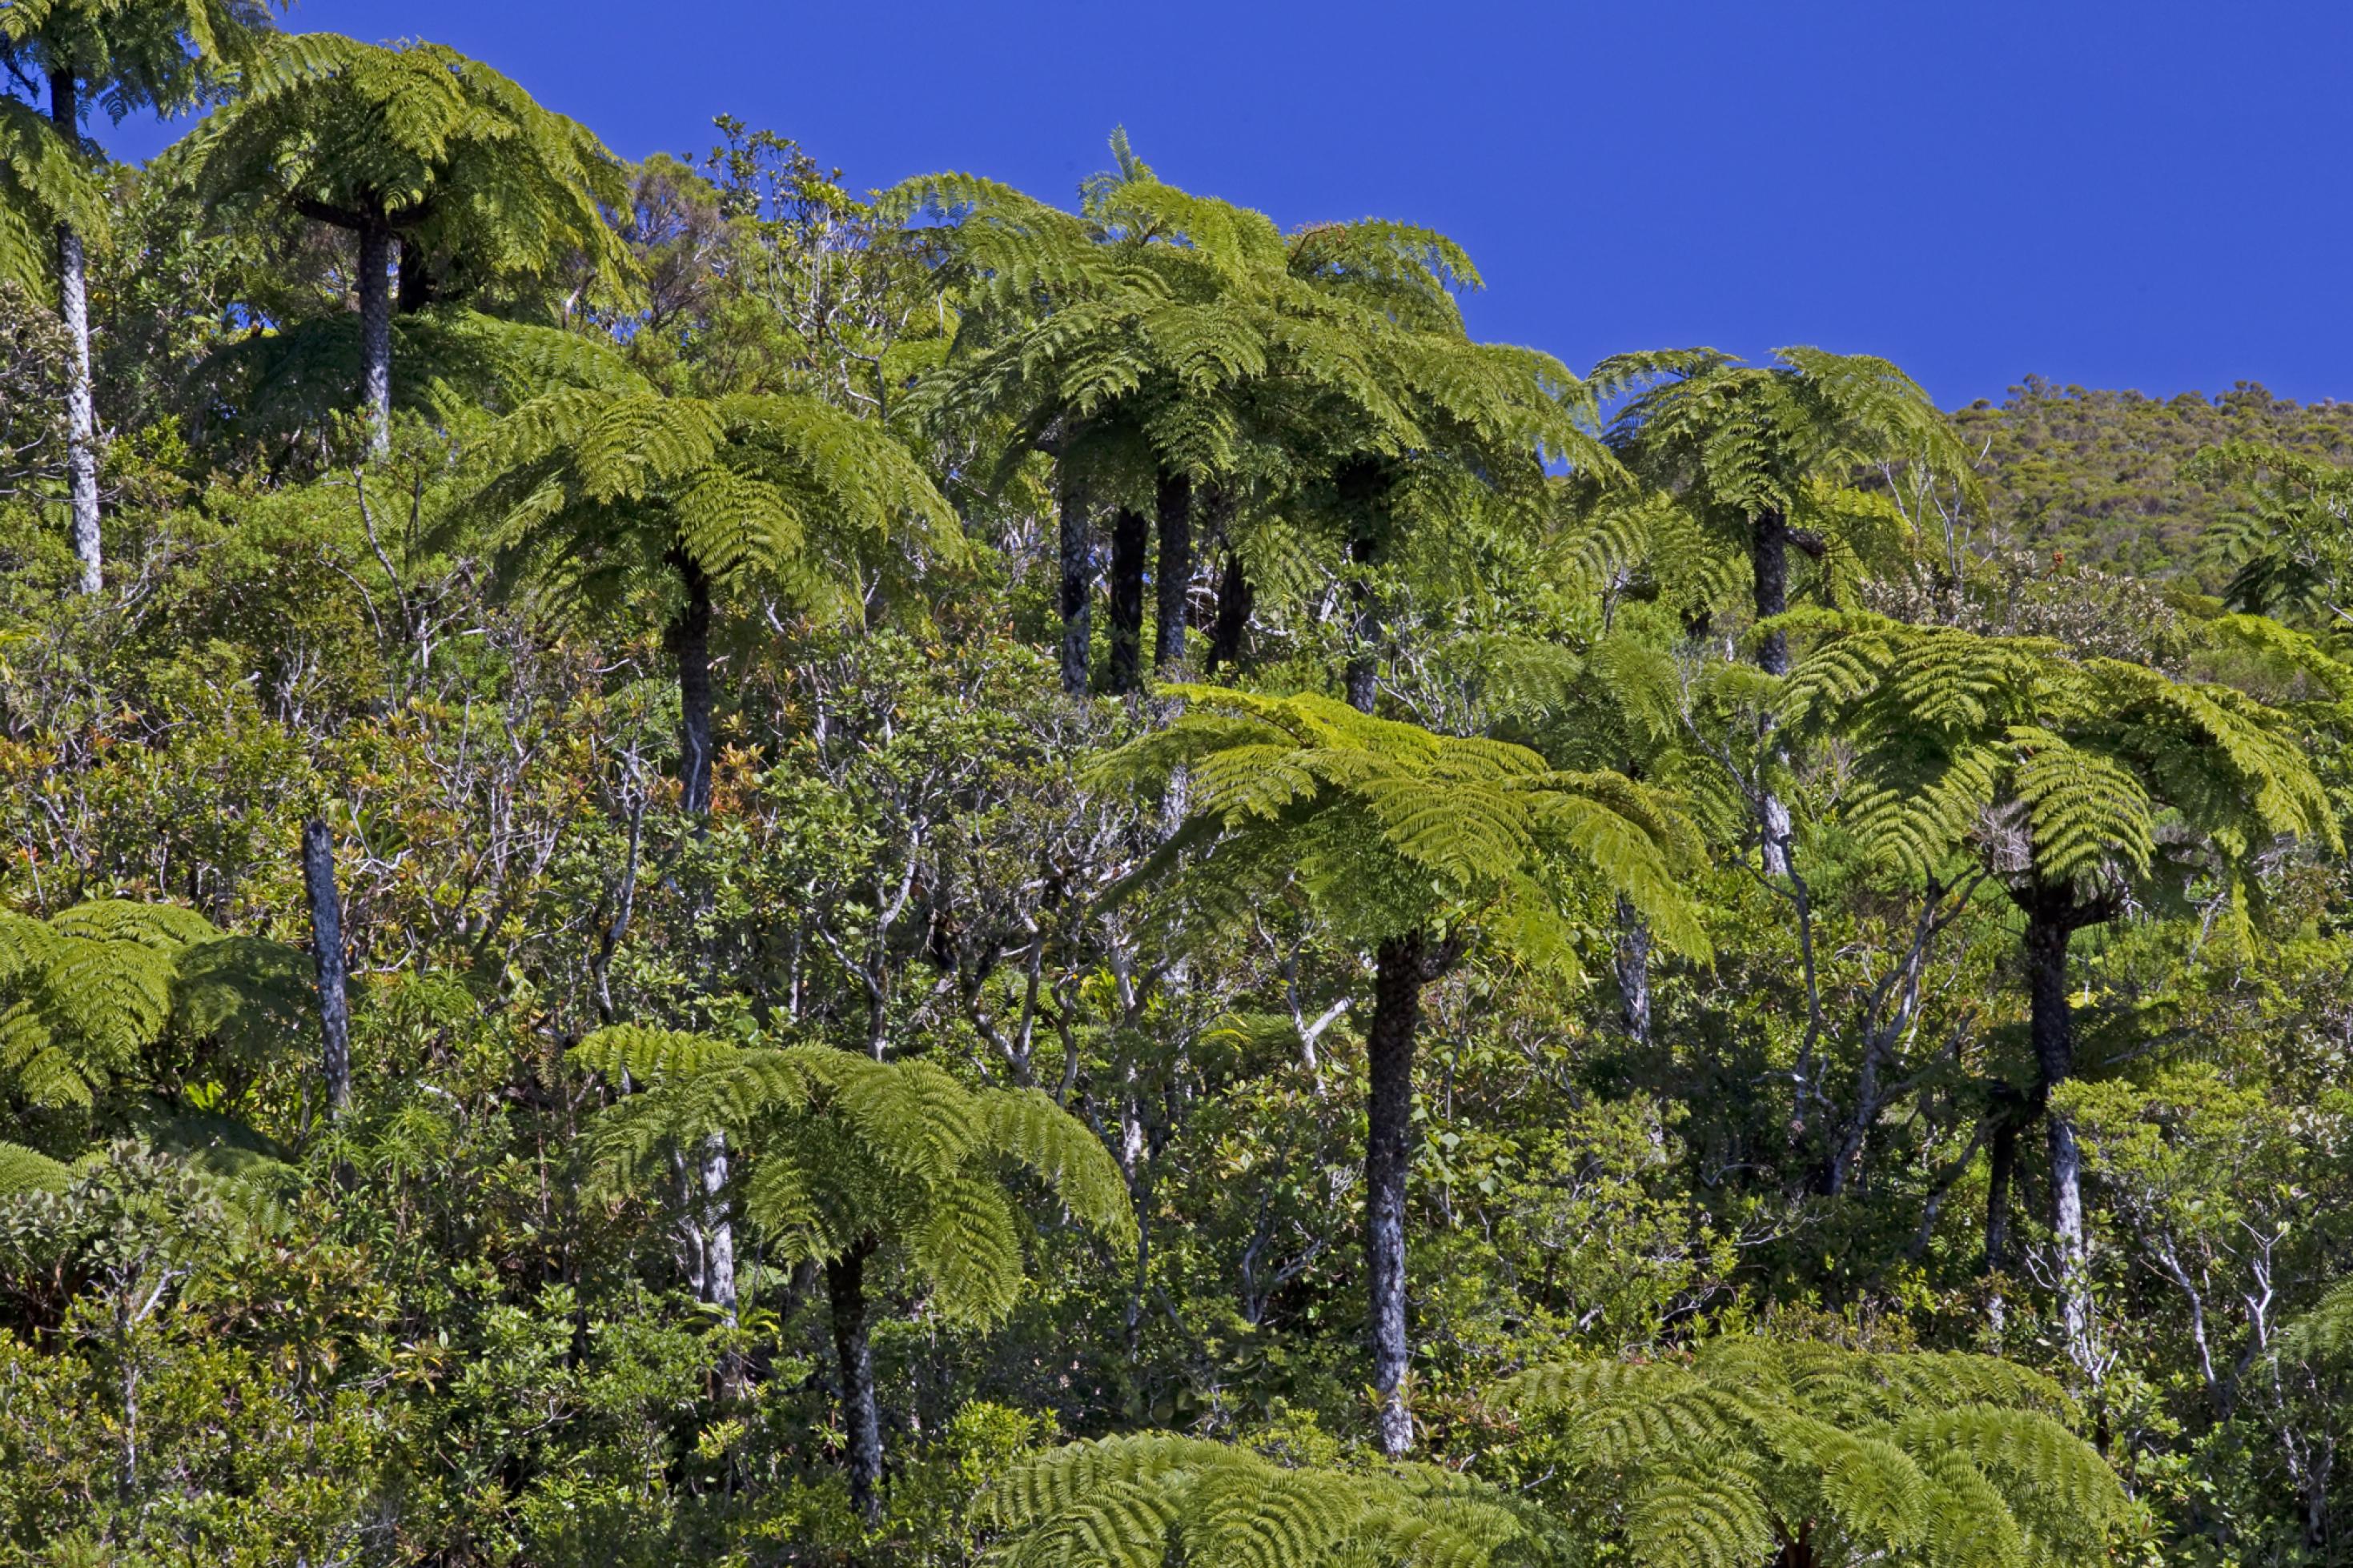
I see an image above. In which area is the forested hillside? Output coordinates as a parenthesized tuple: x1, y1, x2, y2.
(1954, 377, 2353, 582)
(5, 10, 2353, 1567)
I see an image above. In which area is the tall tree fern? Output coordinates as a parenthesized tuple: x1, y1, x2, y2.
(1779, 610, 2337, 1360)
(181, 31, 637, 455)
(2, 0, 279, 588)
(455, 379, 962, 816)
(1098, 686, 1709, 1455)
(572, 1025, 1134, 1518)
(894, 134, 1607, 701)
(1602, 347, 1975, 873)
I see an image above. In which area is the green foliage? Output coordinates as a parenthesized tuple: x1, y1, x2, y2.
(1953, 378, 2353, 581)
(1777, 609, 2337, 897)
(0, 898, 308, 1112)
(985, 1431, 1556, 1568)
(1, 0, 276, 285)
(1507, 1335, 2134, 1567)
(576, 1030, 1133, 1325)
(459, 380, 962, 620)
(1098, 684, 1709, 964)
(184, 31, 634, 307)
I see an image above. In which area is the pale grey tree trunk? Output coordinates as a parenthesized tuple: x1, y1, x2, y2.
(357, 223, 393, 458)
(1752, 509, 1795, 877)
(50, 70, 101, 593)
(302, 819, 353, 1120)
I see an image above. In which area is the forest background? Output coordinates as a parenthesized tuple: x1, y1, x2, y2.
(6, 4, 2353, 1566)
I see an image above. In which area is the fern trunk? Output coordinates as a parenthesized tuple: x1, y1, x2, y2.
(1614, 894, 1652, 1045)
(1984, 1082, 2023, 1273)
(1207, 547, 1253, 673)
(358, 221, 394, 459)
(1107, 505, 1148, 695)
(827, 1236, 884, 1521)
(669, 554, 715, 820)
(302, 819, 353, 1120)
(1345, 531, 1379, 714)
(2022, 891, 2097, 1365)
(1366, 932, 1454, 1456)
(1057, 465, 1090, 696)
(1752, 507, 1794, 876)
(49, 70, 102, 595)
(1154, 471, 1191, 672)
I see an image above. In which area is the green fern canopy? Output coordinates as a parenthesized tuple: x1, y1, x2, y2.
(1505, 1335, 2135, 1568)
(0, 899, 312, 1111)
(984, 1431, 1559, 1568)
(183, 31, 636, 307)
(457, 383, 964, 621)
(572, 1027, 1133, 1326)
(1095, 685, 1711, 970)
(1774, 609, 2338, 900)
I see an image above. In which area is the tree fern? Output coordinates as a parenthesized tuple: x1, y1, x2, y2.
(1102, 686, 1708, 1454)
(985, 1432, 1556, 1567)
(572, 1027, 1132, 1513)
(1506, 1334, 2131, 1567)
(179, 30, 636, 452)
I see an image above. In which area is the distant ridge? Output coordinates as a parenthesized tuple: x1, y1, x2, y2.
(1953, 377, 2353, 586)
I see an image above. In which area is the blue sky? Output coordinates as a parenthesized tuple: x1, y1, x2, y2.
(95, 1, 2353, 408)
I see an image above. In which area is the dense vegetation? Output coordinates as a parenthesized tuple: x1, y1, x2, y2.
(5, 9, 2353, 1565)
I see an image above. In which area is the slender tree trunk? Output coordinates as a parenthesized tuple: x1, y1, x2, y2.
(1751, 508, 1795, 876)
(697, 1133, 737, 1318)
(1365, 932, 1455, 1457)
(1344, 527, 1381, 713)
(1057, 464, 1091, 696)
(2022, 893, 2097, 1369)
(1614, 895, 1652, 1045)
(302, 819, 353, 1120)
(1154, 471, 1191, 672)
(357, 222, 394, 458)
(664, 551, 737, 1322)
(1208, 547, 1254, 673)
(1107, 505, 1148, 695)
(1983, 1085, 2020, 1273)
(827, 1237, 884, 1522)
(669, 554, 716, 820)
(49, 71, 102, 594)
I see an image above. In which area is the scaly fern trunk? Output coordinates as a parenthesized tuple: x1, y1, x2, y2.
(2019, 884, 2105, 1374)
(1345, 527, 1380, 714)
(1614, 894, 1652, 1046)
(302, 820, 353, 1121)
(1107, 505, 1149, 694)
(1365, 932, 1459, 1456)
(49, 70, 101, 595)
(1207, 547, 1253, 674)
(358, 221, 394, 459)
(827, 1237, 884, 1521)
(665, 553, 738, 1324)
(1752, 508, 1794, 876)
(669, 554, 716, 820)
(1154, 472, 1191, 672)
(1057, 465, 1091, 696)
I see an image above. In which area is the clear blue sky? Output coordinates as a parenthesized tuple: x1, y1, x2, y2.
(97, 0, 2353, 408)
